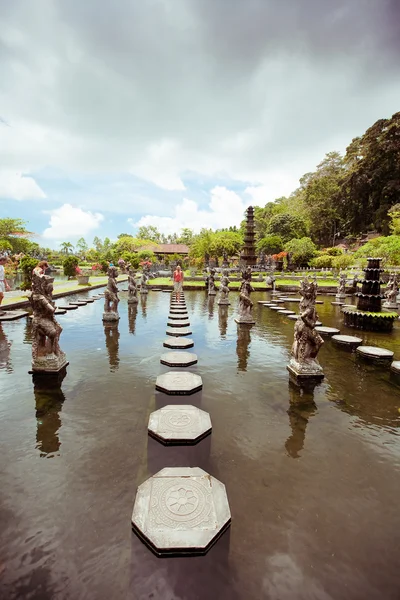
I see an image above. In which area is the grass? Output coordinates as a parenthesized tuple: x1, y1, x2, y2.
(276, 278, 337, 287)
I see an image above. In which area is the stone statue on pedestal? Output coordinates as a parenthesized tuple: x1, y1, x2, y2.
(383, 273, 398, 309)
(127, 265, 138, 304)
(208, 268, 217, 296)
(103, 266, 120, 321)
(235, 276, 255, 324)
(217, 269, 230, 305)
(222, 251, 229, 268)
(336, 271, 347, 298)
(140, 269, 149, 294)
(28, 273, 68, 373)
(203, 268, 210, 291)
(287, 278, 324, 382)
(265, 272, 276, 289)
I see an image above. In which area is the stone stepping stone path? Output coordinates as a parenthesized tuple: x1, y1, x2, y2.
(156, 371, 203, 395)
(168, 313, 189, 320)
(163, 338, 194, 349)
(131, 467, 231, 557)
(331, 301, 344, 306)
(332, 335, 362, 349)
(315, 326, 340, 336)
(57, 304, 78, 310)
(277, 309, 295, 315)
(0, 310, 29, 321)
(166, 319, 190, 328)
(84, 298, 95, 303)
(160, 352, 198, 367)
(287, 314, 298, 320)
(166, 327, 192, 337)
(148, 405, 211, 445)
(270, 306, 283, 311)
(69, 301, 88, 306)
(356, 346, 394, 364)
(390, 361, 400, 374)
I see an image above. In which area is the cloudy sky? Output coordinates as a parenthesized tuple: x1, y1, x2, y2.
(1, 0, 399, 248)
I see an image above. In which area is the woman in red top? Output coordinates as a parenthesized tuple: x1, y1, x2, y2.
(173, 265, 184, 302)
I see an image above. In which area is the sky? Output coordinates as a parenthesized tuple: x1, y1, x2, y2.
(1, 0, 399, 249)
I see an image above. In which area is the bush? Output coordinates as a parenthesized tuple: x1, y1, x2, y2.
(332, 254, 354, 270)
(256, 234, 284, 255)
(324, 246, 343, 256)
(100, 260, 109, 274)
(19, 256, 39, 290)
(310, 255, 334, 268)
(284, 237, 317, 267)
(63, 255, 79, 278)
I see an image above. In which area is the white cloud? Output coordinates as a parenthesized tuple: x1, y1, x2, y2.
(0, 169, 46, 200)
(129, 186, 247, 234)
(42, 204, 104, 240)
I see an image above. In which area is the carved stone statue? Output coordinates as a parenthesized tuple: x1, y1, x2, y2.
(103, 266, 120, 321)
(287, 278, 324, 382)
(140, 269, 149, 295)
(235, 280, 255, 324)
(265, 272, 276, 289)
(383, 273, 398, 309)
(127, 265, 138, 304)
(28, 273, 68, 372)
(336, 271, 347, 298)
(222, 251, 229, 268)
(258, 251, 266, 270)
(203, 268, 210, 291)
(208, 268, 217, 296)
(217, 269, 230, 305)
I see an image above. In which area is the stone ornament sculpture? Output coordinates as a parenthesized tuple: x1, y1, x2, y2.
(265, 272, 276, 291)
(208, 268, 217, 296)
(235, 271, 255, 324)
(103, 266, 120, 321)
(140, 269, 149, 294)
(217, 269, 230, 305)
(287, 278, 324, 381)
(127, 265, 138, 304)
(336, 271, 347, 298)
(28, 273, 68, 373)
(383, 273, 398, 309)
(203, 268, 210, 291)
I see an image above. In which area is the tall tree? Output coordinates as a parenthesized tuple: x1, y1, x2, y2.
(137, 225, 162, 243)
(60, 241, 74, 254)
(76, 237, 88, 256)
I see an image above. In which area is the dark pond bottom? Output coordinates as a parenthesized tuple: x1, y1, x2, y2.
(0, 291, 400, 600)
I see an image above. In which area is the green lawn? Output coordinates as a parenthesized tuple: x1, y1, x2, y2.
(149, 277, 336, 288)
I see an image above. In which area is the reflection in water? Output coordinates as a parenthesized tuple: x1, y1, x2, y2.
(236, 324, 252, 372)
(104, 322, 120, 372)
(285, 382, 317, 459)
(208, 295, 215, 319)
(24, 317, 33, 344)
(0, 324, 12, 373)
(128, 305, 138, 335)
(33, 368, 67, 457)
(140, 294, 147, 318)
(218, 306, 228, 338)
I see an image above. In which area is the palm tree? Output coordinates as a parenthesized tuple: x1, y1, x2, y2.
(60, 242, 74, 255)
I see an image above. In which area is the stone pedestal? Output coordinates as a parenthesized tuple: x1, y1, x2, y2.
(335, 294, 346, 300)
(131, 467, 231, 557)
(217, 298, 230, 305)
(103, 311, 120, 322)
(383, 301, 398, 310)
(287, 358, 324, 383)
(128, 297, 139, 304)
(234, 316, 255, 325)
(208, 290, 217, 296)
(31, 351, 69, 374)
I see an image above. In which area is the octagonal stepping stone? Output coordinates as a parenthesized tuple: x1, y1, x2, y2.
(315, 326, 340, 336)
(160, 352, 198, 367)
(277, 309, 295, 315)
(163, 338, 194, 350)
(156, 371, 202, 395)
(54, 308, 67, 315)
(270, 305, 283, 310)
(390, 361, 400, 374)
(166, 327, 192, 337)
(331, 301, 344, 306)
(69, 301, 88, 306)
(167, 319, 190, 328)
(162, 290, 172, 293)
(168, 313, 189, 320)
(287, 314, 298, 320)
(332, 334, 362, 349)
(0, 310, 29, 321)
(356, 346, 394, 364)
(148, 405, 211, 445)
(316, 321, 322, 326)
(85, 298, 95, 303)
(57, 304, 78, 310)
(171, 303, 187, 308)
(131, 467, 231, 556)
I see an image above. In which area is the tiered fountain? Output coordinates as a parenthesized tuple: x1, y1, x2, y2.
(343, 258, 397, 332)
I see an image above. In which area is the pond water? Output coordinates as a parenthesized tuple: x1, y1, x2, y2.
(0, 290, 400, 600)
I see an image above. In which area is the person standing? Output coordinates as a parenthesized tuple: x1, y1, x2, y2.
(173, 265, 184, 302)
(0, 256, 11, 315)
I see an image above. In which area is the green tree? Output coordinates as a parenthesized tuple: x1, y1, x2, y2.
(76, 237, 88, 257)
(267, 213, 308, 243)
(93, 236, 103, 252)
(0, 218, 33, 254)
(137, 225, 162, 243)
(60, 241, 74, 255)
(63, 255, 79, 278)
(388, 204, 400, 235)
(256, 235, 283, 255)
(210, 231, 243, 258)
(284, 237, 317, 267)
(177, 228, 194, 245)
(18, 256, 39, 290)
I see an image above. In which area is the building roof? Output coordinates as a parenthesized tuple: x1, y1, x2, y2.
(138, 243, 189, 254)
